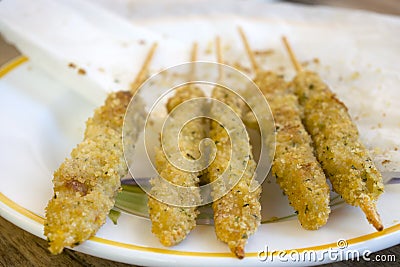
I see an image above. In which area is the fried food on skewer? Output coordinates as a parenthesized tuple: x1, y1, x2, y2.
(44, 43, 158, 254)
(282, 37, 384, 231)
(208, 37, 261, 259)
(238, 28, 330, 230)
(148, 43, 206, 246)
(166, 43, 204, 113)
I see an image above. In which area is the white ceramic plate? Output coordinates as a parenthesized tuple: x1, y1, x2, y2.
(1, 2, 400, 266)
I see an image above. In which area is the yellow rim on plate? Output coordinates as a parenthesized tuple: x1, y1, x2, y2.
(0, 56, 399, 258)
(0, 56, 28, 78)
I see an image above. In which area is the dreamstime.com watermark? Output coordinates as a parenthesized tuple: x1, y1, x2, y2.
(257, 239, 397, 263)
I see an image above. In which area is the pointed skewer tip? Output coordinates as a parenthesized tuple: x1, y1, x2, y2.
(281, 36, 303, 73)
(215, 36, 224, 81)
(237, 27, 260, 73)
(130, 42, 158, 93)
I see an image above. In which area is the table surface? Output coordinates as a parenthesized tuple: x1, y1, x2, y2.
(1, 1, 399, 266)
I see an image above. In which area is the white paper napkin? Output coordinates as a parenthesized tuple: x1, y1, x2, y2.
(0, 0, 189, 104)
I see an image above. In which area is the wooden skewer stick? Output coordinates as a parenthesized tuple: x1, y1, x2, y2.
(189, 42, 198, 81)
(130, 42, 158, 93)
(236, 28, 262, 130)
(237, 27, 260, 73)
(191, 42, 198, 62)
(281, 36, 384, 232)
(238, 28, 335, 232)
(281, 36, 303, 73)
(211, 35, 261, 259)
(215, 36, 224, 81)
(165, 42, 200, 113)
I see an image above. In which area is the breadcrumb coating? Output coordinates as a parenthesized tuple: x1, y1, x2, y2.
(209, 86, 261, 259)
(44, 91, 133, 254)
(291, 71, 384, 231)
(148, 85, 206, 246)
(253, 72, 330, 230)
(45, 43, 156, 254)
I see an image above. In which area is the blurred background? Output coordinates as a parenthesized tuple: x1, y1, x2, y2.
(282, 0, 400, 15)
(1, 0, 399, 66)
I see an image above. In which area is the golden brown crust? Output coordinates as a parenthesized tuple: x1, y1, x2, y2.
(45, 91, 132, 254)
(291, 71, 384, 231)
(148, 85, 206, 246)
(253, 72, 330, 230)
(166, 86, 205, 114)
(209, 87, 261, 258)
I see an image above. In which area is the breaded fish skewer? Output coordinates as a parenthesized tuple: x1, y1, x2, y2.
(148, 43, 206, 246)
(238, 28, 330, 230)
(282, 37, 384, 231)
(44, 43, 158, 254)
(208, 37, 261, 259)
